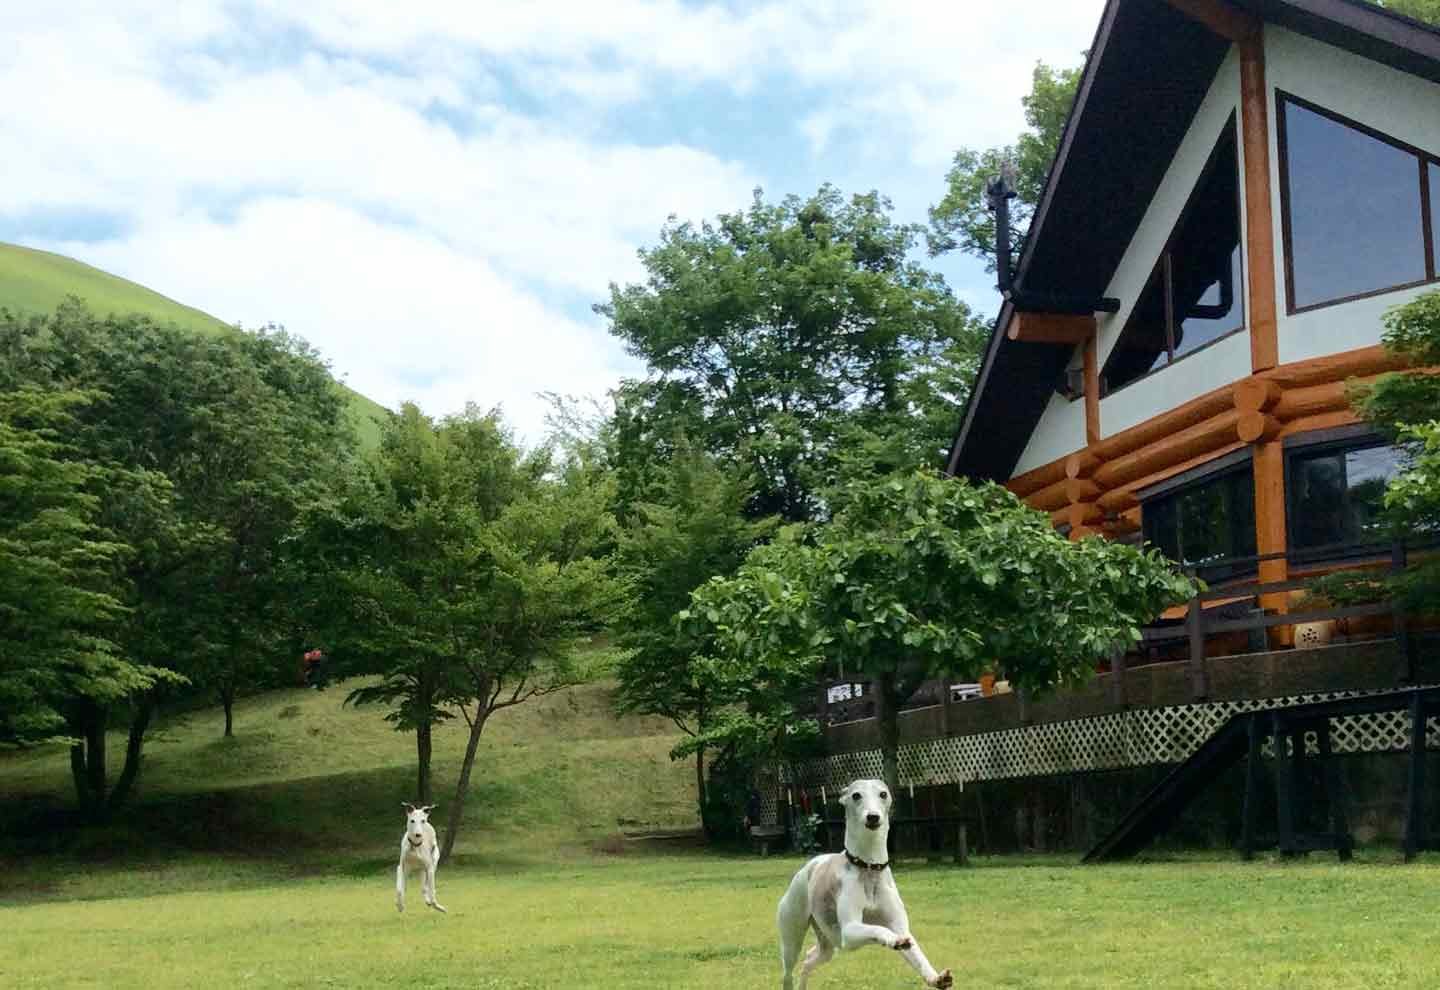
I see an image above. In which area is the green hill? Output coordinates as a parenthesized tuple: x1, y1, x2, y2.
(0, 679, 697, 885)
(0, 242, 389, 447)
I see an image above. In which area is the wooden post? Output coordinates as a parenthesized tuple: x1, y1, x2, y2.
(1187, 590, 1208, 700)
(955, 823, 970, 867)
(1083, 334, 1101, 447)
(1240, 26, 1279, 374)
(1317, 718, 1352, 861)
(1405, 694, 1426, 862)
(1273, 711, 1297, 856)
(1241, 714, 1263, 860)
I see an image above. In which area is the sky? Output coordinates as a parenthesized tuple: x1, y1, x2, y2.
(0, 0, 1105, 443)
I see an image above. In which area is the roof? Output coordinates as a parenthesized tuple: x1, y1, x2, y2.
(946, 0, 1440, 483)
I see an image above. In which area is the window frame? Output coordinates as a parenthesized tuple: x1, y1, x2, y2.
(1139, 447, 1257, 582)
(1276, 90, 1440, 316)
(1282, 425, 1404, 564)
(1101, 115, 1246, 398)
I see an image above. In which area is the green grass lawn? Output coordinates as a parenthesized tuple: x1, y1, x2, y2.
(0, 241, 389, 446)
(8, 682, 1440, 986)
(5, 853, 1440, 988)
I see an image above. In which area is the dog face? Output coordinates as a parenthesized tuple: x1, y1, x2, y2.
(842, 779, 891, 833)
(402, 803, 434, 843)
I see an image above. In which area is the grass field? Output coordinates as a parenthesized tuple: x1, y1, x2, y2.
(7, 683, 1440, 986)
(6, 853, 1440, 988)
(0, 240, 389, 446)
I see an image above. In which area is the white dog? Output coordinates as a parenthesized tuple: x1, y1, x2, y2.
(777, 779, 952, 989)
(395, 803, 446, 914)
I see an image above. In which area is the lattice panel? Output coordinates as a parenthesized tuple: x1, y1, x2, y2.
(779, 687, 1439, 794)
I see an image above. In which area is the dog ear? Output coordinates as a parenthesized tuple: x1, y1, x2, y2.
(420, 804, 436, 814)
(401, 802, 414, 812)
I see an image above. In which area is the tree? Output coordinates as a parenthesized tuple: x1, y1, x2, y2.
(0, 302, 355, 810)
(323, 404, 628, 860)
(690, 472, 1193, 788)
(929, 62, 1082, 268)
(612, 443, 777, 833)
(0, 388, 178, 756)
(1312, 290, 1440, 610)
(601, 185, 988, 522)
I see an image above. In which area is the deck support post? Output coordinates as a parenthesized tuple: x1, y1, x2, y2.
(1405, 694, 1427, 862)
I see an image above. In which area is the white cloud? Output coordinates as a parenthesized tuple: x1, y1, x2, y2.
(1, 0, 1105, 442)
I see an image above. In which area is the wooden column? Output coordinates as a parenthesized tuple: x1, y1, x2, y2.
(1240, 28, 1279, 373)
(1254, 441, 1289, 618)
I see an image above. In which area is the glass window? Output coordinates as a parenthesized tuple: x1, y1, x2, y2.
(1102, 122, 1244, 394)
(1281, 98, 1429, 309)
(1143, 465, 1257, 580)
(1288, 441, 1404, 551)
(1431, 163, 1439, 274)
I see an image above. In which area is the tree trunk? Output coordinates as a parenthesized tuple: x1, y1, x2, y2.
(70, 742, 94, 815)
(67, 702, 108, 819)
(876, 672, 901, 793)
(439, 709, 490, 864)
(222, 685, 235, 738)
(108, 698, 154, 810)
(694, 744, 709, 834)
(415, 721, 433, 806)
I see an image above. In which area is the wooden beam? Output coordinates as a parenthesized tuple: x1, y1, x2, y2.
(1065, 449, 1102, 480)
(1084, 334, 1101, 446)
(1240, 30, 1279, 372)
(1278, 409, 1362, 439)
(1029, 478, 1071, 513)
(1095, 410, 1240, 491)
(1163, 0, 1260, 43)
(1233, 376, 1282, 413)
(1253, 441, 1288, 615)
(1064, 478, 1102, 504)
(1096, 441, 1249, 513)
(1237, 411, 1282, 444)
(1257, 344, 1406, 389)
(1007, 311, 1097, 345)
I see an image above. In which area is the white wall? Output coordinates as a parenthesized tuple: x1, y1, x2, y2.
(1265, 28, 1440, 365)
(1013, 390, 1087, 474)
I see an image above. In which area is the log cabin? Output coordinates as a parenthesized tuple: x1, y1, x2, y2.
(780, 0, 1440, 856)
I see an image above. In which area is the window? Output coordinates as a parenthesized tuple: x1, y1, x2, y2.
(1278, 94, 1438, 311)
(1103, 120, 1243, 394)
(1143, 461, 1256, 580)
(1287, 438, 1404, 553)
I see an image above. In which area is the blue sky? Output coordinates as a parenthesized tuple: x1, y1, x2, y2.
(0, 0, 1104, 442)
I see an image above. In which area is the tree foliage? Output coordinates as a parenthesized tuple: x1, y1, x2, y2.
(318, 403, 629, 860)
(601, 185, 988, 522)
(689, 472, 1193, 786)
(0, 389, 174, 750)
(928, 62, 1081, 267)
(0, 301, 354, 811)
(611, 443, 777, 831)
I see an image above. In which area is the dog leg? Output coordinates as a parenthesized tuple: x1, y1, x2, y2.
(395, 862, 406, 913)
(837, 886, 903, 951)
(776, 868, 813, 990)
(795, 934, 834, 990)
(877, 889, 951, 987)
(424, 865, 447, 913)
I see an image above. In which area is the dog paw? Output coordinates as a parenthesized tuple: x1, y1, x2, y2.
(428, 902, 447, 914)
(930, 969, 953, 989)
(891, 936, 913, 951)
(396, 902, 405, 913)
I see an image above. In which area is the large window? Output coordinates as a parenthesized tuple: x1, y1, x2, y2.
(1143, 458, 1257, 579)
(1287, 437, 1404, 553)
(1103, 120, 1244, 395)
(1278, 94, 1438, 312)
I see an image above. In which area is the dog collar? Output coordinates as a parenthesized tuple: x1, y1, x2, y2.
(844, 849, 889, 872)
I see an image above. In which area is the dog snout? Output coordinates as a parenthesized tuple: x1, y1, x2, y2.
(865, 812, 882, 829)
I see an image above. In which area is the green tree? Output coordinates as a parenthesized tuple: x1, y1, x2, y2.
(929, 61, 1082, 267)
(601, 185, 988, 521)
(0, 389, 178, 757)
(323, 404, 628, 860)
(0, 302, 355, 809)
(690, 473, 1192, 787)
(1313, 290, 1440, 609)
(611, 443, 777, 833)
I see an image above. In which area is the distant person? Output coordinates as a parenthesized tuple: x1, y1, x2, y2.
(302, 649, 327, 690)
(744, 788, 763, 835)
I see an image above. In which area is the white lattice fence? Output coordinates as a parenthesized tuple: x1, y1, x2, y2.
(778, 687, 1440, 798)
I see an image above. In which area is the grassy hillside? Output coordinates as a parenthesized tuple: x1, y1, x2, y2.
(0, 678, 697, 890)
(0, 241, 389, 447)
